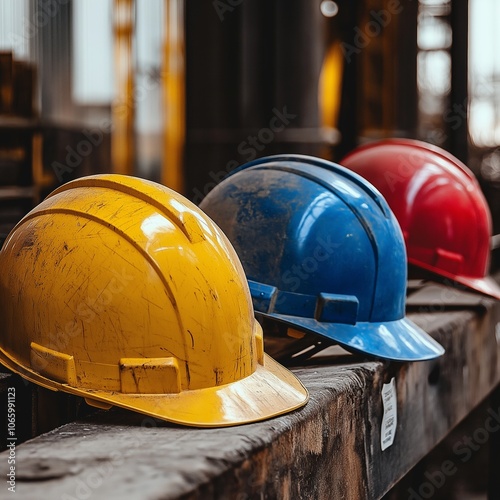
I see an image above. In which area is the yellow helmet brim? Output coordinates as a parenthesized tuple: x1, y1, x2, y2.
(0, 349, 308, 427)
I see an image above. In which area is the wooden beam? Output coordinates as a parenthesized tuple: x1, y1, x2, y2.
(1, 291, 499, 499)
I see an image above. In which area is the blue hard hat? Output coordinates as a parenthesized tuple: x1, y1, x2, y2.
(200, 154, 445, 362)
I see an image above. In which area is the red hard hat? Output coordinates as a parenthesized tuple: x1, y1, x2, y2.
(341, 138, 500, 300)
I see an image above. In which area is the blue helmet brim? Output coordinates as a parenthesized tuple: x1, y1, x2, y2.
(257, 313, 445, 362)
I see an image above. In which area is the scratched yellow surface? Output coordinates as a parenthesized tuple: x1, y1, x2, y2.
(0, 175, 308, 427)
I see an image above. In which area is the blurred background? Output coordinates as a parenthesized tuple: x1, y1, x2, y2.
(0, 0, 499, 237)
(0, 1, 500, 497)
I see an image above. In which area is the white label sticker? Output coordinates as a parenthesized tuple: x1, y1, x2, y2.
(381, 377, 397, 451)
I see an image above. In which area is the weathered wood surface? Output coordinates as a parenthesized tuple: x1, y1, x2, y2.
(0, 292, 499, 500)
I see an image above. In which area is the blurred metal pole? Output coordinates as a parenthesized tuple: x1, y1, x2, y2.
(449, 0, 469, 164)
(112, 0, 135, 175)
(395, 0, 418, 136)
(184, 0, 241, 202)
(162, 0, 185, 193)
(185, 0, 330, 202)
(274, 0, 323, 132)
(241, 0, 276, 129)
(336, 0, 361, 157)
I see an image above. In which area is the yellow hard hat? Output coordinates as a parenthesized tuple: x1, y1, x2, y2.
(0, 174, 308, 427)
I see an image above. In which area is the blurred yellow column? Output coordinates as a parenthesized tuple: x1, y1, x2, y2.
(112, 0, 135, 175)
(319, 41, 343, 128)
(161, 0, 185, 193)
